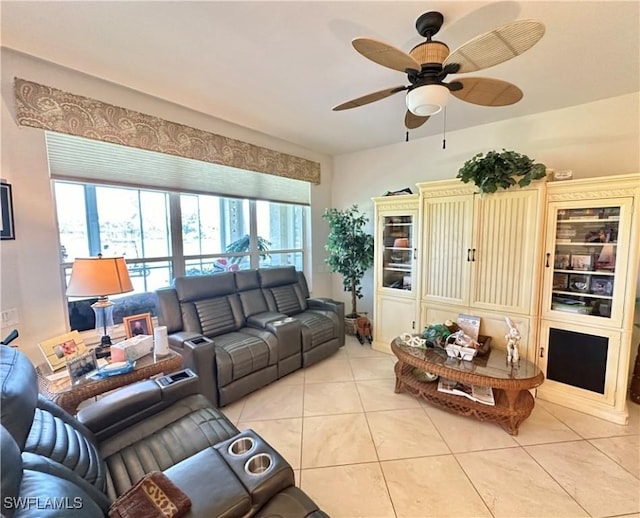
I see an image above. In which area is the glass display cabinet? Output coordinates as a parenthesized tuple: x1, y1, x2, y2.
(542, 199, 632, 327)
(538, 174, 639, 425)
(381, 214, 415, 291)
(372, 194, 419, 352)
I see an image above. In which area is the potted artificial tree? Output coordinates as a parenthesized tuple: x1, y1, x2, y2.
(457, 149, 547, 194)
(322, 205, 375, 334)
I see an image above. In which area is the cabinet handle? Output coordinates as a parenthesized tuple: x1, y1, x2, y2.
(467, 248, 472, 262)
(545, 252, 550, 268)
(412, 321, 415, 330)
(471, 248, 476, 262)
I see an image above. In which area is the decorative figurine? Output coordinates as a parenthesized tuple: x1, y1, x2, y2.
(505, 316, 521, 364)
(399, 333, 427, 348)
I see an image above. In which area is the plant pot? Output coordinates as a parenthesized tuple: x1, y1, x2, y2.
(345, 317, 357, 336)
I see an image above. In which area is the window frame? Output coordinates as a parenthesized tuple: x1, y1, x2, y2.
(54, 180, 308, 330)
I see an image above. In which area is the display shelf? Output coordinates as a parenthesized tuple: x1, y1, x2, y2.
(373, 194, 420, 351)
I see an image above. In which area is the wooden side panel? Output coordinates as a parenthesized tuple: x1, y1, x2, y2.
(471, 189, 539, 314)
(422, 195, 473, 306)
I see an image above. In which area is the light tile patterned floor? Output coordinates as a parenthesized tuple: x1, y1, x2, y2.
(224, 336, 640, 518)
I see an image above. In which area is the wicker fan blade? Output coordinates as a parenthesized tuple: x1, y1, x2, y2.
(404, 110, 430, 129)
(451, 77, 523, 106)
(443, 19, 545, 73)
(352, 37, 421, 73)
(333, 86, 407, 111)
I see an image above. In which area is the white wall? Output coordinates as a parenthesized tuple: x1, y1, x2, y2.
(0, 48, 334, 362)
(331, 92, 640, 316)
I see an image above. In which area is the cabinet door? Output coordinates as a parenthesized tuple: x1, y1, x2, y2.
(541, 198, 633, 327)
(422, 194, 474, 306)
(374, 295, 417, 349)
(537, 320, 622, 415)
(471, 189, 541, 314)
(378, 211, 418, 295)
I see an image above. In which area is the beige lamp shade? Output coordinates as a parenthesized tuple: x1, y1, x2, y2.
(66, 256, 134, 298)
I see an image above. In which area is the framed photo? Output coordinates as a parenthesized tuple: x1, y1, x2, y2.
(568, 274, 589, 293)
(39, 330, 88, 372)
(123, 312, 153, 338)
(570, 254, 592, 271)
(554, 253, 570, 269)
(590, 276, 614, 296)
(0, 182, 15, 240)
(66, 350, 98, 385)
(552, 273, 569, 290)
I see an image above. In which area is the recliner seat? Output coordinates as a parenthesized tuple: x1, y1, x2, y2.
(0, 344, 327, 517)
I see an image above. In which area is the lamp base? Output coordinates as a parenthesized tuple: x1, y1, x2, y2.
(95, 335, 112, 359)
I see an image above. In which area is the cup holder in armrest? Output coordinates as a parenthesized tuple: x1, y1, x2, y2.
(155, 368, 196, 388)
(228, 436, 256, 456)
(244, 453, 272, 476)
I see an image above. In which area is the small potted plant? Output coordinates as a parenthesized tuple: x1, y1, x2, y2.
(322, 205, 374, 332)
(457, 149, 547, 194)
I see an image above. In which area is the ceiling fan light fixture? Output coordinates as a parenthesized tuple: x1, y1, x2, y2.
(406, 84, 449, 116)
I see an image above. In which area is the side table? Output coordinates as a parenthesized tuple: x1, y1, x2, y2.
(37, 350, 183, 414)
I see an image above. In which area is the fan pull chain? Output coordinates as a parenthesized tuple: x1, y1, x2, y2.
(405, 131, 409, 142)
(442, 107, 447, 149)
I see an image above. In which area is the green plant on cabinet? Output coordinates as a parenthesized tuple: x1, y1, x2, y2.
(457, 149, 546, 194)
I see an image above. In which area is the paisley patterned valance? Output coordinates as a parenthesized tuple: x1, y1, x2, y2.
(14, 78, 320, 184)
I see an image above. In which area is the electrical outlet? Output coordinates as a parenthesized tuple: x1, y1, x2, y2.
(1, 308, 19, 328)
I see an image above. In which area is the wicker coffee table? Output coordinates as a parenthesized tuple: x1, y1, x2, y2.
(37, 350, 183, 415)
(391, 337, 544, 435)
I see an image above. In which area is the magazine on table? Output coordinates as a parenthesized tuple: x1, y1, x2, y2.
(437, 378, 495, 406)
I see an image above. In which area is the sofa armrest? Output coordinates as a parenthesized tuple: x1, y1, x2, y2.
(169, 334, 219, 407)
(76, 372, 200, 440)
(307, 297, 344, 318)
(246, 312, 287, 329)
(164, 447, 252, 517)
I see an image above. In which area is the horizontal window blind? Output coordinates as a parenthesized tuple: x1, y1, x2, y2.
(46, 132, 310, 205)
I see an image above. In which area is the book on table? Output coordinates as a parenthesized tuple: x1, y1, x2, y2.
(437, 378, 495, 406)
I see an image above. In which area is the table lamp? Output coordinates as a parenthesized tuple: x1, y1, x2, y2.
(66, 255, 134, 357)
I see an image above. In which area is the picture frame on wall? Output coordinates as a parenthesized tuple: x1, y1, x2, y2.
(123, 313, 153, 338)
(38, 330, 88, 372)
(0, 182, 15, 240)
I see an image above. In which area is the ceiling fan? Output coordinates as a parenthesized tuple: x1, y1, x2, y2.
(333, 11, 545, 130)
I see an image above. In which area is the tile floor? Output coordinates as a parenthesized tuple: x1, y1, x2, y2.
(223, 336, 640, 518)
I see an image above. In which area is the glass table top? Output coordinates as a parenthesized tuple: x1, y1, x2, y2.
(393, 337, 541, 380)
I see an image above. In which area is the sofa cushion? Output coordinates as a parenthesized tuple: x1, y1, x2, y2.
(24, 405, 104, 489)
(0, 346, 38, 448)
(100, 394, 238, 498)
(195, 296, 244, 336)
(215, 332, 276, 386)
(294, 312, 338, 350)
(175, 272, 236, 302)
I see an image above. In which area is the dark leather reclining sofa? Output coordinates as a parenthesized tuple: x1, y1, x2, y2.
(0, 344, 328, 517)
(156, 266, 345, 407)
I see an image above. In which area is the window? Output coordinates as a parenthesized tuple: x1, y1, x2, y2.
(54, 180, 308, 329)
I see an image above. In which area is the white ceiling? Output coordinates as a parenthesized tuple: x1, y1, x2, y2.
(1, 1, 638, 156)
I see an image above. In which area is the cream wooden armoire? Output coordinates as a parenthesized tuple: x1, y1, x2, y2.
(416, 179, 546, 363)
